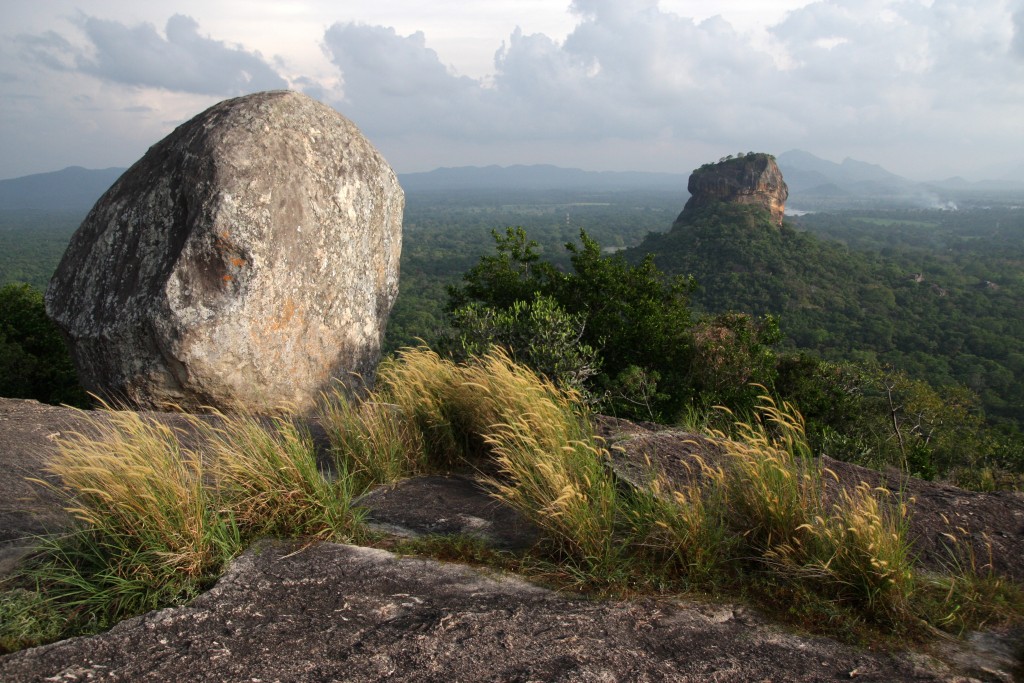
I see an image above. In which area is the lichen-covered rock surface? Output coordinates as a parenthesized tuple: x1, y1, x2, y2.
(677, 153, 789, 226)
(0, 540, 967, 682)
(45, 90, 403, 413)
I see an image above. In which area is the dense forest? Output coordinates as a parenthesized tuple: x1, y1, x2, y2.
(385, 189, 681, 351)
(0, 210, 83, 290)
(1, 188, 1022, 488)
(638, 204, 1024, 427)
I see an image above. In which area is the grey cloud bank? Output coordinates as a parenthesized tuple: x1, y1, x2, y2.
(2, 0, 1023, 181)
(17, 14, 286, 95)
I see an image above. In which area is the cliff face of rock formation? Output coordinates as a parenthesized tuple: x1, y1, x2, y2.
(675, 153, 788, 226)
(45, 91, 404, 413)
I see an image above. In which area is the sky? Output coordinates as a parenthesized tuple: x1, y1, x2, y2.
(2, 0, 1023, 182)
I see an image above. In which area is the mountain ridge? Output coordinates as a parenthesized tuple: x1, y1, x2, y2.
(398, 164, 688, 192)
(0, 166, 125, 212)
(3, 154, 1023, 215)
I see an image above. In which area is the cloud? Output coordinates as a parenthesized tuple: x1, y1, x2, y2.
(15, 31, 79, 71)
(322, 0, 790, 147)
(319, 0, 1024, 177)
(322, 23, 484, 135)
(18, 14, 287, 96)
(5, 1, 1024, 179)
(1013, 6, 1024, 58)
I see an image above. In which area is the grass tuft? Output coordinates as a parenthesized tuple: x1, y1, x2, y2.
(702, 397, 915, 621)
(322, 347, 621, 569)
(620, 459, 733, 588)
(3, 403, 364, 651)
(36, 408, 239, 584)
(0, 588, 68, 653)
(373, 347, 469, 468)
(201, 411, 362, 540)
(2, 351, 1020, 655)
(914, 528, 1024, 634)
(319, 388, 427, 494)
(485, 424, 618, 569)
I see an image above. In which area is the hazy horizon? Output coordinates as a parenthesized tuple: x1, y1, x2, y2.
(3, 1, 1023, 182)
(1, 150, 1017, 187)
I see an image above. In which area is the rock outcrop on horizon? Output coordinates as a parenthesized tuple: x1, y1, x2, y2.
(45, 91, 404, 413)
(676, 153, 788, 226)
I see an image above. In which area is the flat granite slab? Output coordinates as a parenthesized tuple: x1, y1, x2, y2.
(0, 540, 968, 682)
(358, 474, 542, 550)
(1, 399, 1020, 680)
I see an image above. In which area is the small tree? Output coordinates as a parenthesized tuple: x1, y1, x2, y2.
(443, 294, 601, 400)
(688, 312, 781, 409)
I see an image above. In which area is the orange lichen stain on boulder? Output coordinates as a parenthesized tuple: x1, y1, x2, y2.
(222, 275, 234, 282)
(231, 257, 246, 268)
(271, 297, 300, 331)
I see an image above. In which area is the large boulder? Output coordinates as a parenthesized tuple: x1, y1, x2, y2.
(45, 91, 403, 413)
(676, 153, 788, 226)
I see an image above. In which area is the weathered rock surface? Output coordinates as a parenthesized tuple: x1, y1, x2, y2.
(45, 90, 403, 413)
(0, 540, 969, 682)
(1, 400, 1021, 680)
(0, 399, 73, 576)
(677, 153, 789, 226)
(359, 474, 542, 550)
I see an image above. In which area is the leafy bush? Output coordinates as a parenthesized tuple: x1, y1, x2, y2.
(443, 293, 601, 399)
(447, 227, 781, 421)
(687, 312, 781, 409)
(775, 354, 1019, 487)
(0, 282, 86, 406)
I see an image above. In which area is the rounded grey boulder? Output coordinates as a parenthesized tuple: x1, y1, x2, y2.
(46, 91, 403, 413)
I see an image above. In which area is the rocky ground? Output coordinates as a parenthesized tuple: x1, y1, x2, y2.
(1, 398, 1022, 681)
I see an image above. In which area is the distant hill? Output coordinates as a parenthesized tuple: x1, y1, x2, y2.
(401, 157, 1023, 209)
(0, 167, 124, 212)
(2, 164, 690, 211)
(778, 150, 919, 207)
(777, 150, 1024, 209)
(778, 150, 906, 188)
(925, 176, 1024, 192)
(4, 157, 1021, 214)
(399, 164, 688, 192)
